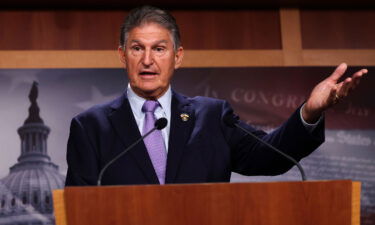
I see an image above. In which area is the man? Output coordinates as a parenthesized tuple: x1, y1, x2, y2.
(65, 6, 367, 186)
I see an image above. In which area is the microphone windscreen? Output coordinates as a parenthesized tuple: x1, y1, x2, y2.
(155, 117, 168, 130)
(223, 114, 240, 128)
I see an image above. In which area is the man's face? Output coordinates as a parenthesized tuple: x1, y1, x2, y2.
(119, 22, 184, 99)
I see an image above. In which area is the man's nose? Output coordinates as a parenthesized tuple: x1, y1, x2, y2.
(141, 49, 154, 66)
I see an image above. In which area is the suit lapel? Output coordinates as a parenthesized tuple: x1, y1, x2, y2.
(165, 91, 195, 183)
(108, 92, 159, 184)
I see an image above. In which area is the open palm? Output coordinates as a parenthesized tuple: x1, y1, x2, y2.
(302, 63, 367, 123)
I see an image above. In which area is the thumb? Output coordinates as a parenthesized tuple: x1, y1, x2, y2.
(328, 63, 347, 82)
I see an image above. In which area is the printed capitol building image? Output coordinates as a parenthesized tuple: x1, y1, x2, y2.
(0, 82, 65, 225)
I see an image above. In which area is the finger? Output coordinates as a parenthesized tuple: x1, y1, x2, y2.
(350, 69, 367, 90)
(329, 86, 339, 105)
(353, 69, 367, 79)
(336, 80, 345, 95)
(338, 77, 352, 97)
(328, 63, 348, 82)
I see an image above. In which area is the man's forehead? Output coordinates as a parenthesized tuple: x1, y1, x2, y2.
(127, 23, 173, 42)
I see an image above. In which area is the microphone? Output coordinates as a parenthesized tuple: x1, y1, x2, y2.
(155, 117, 168, 130)
(223, 114, 307, 181)
(97, 117, 168, 186)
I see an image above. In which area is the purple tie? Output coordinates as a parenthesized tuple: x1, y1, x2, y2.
(142, 100, 167, 184)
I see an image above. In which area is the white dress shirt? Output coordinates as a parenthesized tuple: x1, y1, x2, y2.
(300, 104, 322, 132)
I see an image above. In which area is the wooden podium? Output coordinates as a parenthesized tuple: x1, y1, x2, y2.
(53, 180, 360, 225)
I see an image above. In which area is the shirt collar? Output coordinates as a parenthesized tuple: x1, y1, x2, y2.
(127, 84, 172, 118)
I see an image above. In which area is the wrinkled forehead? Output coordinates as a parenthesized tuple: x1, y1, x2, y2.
(126, 22, 175, 46)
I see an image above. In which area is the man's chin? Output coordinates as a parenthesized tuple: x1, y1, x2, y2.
(133, 86, 166, 99)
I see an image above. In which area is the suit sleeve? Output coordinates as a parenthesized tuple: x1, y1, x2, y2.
(221, 101, 325, 176)
(65, 117, 100, 186)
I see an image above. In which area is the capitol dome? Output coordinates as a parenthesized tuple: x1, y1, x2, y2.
(0, 82, 65, 225)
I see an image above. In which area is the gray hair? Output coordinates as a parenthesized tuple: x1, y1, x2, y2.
(119, 6, 181, 52)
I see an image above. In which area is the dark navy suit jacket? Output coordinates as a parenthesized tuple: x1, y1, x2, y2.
(65, 91, 324, 186)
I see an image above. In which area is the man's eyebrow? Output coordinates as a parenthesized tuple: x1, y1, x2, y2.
(129, 40, 169, 45)
(129, 40, 142, 44)
(154, 40, 168, 45)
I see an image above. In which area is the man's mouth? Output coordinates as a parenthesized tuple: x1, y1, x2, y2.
(139, 71, 158, 75)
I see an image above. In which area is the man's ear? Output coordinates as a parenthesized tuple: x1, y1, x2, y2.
(174, 46, 184, 69)
(118, 46, 127, 67)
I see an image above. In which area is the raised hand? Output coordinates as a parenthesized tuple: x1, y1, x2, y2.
(302, 63, 368, 123)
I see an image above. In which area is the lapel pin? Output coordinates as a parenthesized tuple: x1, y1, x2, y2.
(180, 113, 189, 122)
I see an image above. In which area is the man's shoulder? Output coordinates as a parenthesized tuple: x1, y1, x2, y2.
(174, 91, 226, 106)
(73, 93, 125, 123)
(190, 96, 226, 107)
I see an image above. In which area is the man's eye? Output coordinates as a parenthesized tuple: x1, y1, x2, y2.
(132, 46, 142, 51)
(155, 47, 165, 52)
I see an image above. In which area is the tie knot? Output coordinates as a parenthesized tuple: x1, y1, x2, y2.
(142, 100, 160, 113)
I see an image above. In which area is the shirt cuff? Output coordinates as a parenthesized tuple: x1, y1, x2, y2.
(299, 103, 323, 133)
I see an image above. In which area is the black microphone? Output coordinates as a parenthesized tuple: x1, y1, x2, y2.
(97, 117, 168, 186)
(223, 114, 307, 181)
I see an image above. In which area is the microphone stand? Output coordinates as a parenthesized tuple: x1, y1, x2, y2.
(97, 126, 159, 186)
(233, 123, 307, 181)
